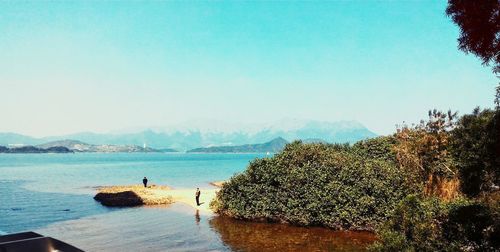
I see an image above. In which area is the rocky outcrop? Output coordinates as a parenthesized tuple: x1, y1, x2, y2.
(94, 185, 173, 207)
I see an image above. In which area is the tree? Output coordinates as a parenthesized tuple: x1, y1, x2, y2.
(394, 110, 460, 199)
(450, 107, 500, 196)
(446, 0, 500, 73)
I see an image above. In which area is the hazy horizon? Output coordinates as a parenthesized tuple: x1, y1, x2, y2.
(1, 1, 498, 137)
(1, 117, 372, 138)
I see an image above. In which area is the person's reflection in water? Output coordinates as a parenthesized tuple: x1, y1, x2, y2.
(195, 209, 201, 225)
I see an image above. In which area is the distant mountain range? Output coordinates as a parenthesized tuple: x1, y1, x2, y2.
(37, 140, 177, 153)
(188, 137, 288, 153)
(0, 139, 177, 153)
(0, 119, 377, 151)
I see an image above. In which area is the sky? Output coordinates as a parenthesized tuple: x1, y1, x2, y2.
(0, 1, 498, 137)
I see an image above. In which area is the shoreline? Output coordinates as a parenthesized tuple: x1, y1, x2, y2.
(94, 184, 218, 214)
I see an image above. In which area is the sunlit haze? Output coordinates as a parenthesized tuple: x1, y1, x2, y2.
(1, 1, 497, 137)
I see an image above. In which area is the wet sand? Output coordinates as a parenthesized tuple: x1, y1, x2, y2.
(167, 188, 217, 215)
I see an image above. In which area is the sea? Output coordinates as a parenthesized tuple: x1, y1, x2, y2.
(0, 153, 375, 251)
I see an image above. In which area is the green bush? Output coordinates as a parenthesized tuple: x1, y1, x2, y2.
(450, 108, 500, 197)
(352, 135, 398, 163)
(371, 195, 500, 251)
(211, 140, 416, 230)
(370, 195, 450, 251)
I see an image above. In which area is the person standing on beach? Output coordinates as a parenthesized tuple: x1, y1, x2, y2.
(195, 188, 201, 206)
(143, 177, 148, 188)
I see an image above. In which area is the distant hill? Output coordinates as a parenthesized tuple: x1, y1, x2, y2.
(0, 133, 42, 146)
(37, 139, 93, 151)
(0, 145, 72, 153)
(36, 139, 176, 153)
(0, 119, 377, 151)
(188, 137, 288, 153)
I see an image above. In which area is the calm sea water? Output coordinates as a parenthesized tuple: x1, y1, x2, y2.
(0, 153, 375, 251)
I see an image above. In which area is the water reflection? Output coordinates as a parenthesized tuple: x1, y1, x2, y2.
(37, 205, 227, 252)
(209, 216, 376, 252)
(195, 210, 200, 225)
(35, 203, 376, 251)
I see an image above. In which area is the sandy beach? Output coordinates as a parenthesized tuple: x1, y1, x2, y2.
(167, 188, 218, 215)
(94, 184, 218, 215)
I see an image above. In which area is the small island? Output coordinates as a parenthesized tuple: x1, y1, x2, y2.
(0, 145, 73, 153)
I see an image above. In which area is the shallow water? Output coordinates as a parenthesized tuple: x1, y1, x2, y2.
(0, 153, 376, 251)
(209, 216, 376, 252)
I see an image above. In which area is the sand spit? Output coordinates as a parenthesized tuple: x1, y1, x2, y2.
(94, 185, 173, 206)
(94, 184, 218, 214)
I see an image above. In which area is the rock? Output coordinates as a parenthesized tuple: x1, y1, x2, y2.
(93, 185, 173, 207)
(94, 191, 144, 206)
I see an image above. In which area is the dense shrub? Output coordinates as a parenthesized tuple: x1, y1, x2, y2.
(352, 136, 398, 163)
(211, 141, 416, 230)
(210, 108, 499, 249)
(371, 195, 500, 251)
(370, 195, 448, 251)
(393, 110, 460, 199)
(450, 108, 500, 197)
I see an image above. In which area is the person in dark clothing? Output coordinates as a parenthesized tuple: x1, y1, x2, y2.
(195, 188, 201, 206)
(143, 177, 148, 188)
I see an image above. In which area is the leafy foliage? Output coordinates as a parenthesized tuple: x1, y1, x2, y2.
(211, 140, 416, 230)
(352, 135, 397, 163)
(394, 110, 460, 199)
(210, 108, 499, 251)
(371, 195, 500, 251)
(370, 195, 449, 251)
(446, 0, 500, 73)
(450, 107, 500, 197)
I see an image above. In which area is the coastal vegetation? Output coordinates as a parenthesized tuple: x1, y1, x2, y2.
(372, 194, 499, 251)
(212, 1, 500, 251)
(211, 108, 500, 251)
(211, 137, 416, 230)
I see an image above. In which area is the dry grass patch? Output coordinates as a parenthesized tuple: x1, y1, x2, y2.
(94, 184, 173, 206)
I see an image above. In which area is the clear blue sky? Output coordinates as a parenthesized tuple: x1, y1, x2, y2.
(0, 1, 497, 137)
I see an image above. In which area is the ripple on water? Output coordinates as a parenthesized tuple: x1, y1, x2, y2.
(36, 203, 376, 252)
(0, 180, 113, 233)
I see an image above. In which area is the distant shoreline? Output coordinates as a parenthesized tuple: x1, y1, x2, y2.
(0, 152, 270, 154)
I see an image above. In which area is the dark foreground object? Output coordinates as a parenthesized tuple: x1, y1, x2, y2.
(0, 231, 84, 252)
(94, 191, 144, 206)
